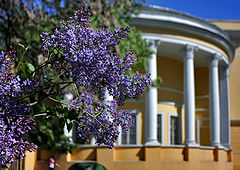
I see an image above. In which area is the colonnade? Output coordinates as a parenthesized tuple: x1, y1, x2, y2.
(145, 38, 231, 149)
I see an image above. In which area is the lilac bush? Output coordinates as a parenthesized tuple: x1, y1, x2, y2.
(40, 7, 151, 104)
(69, 91, 136, 148)
(0, 6, 151, 168)
(40, 7, 151, 147)
(0, 117, 37, 167)
(0, 51, 38, 167)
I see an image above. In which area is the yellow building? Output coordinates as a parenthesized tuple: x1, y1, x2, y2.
(26, 6, 240, 170)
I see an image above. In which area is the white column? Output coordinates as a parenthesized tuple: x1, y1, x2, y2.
(220, 65, 231, 149)
(145, 39, 160, 145)
(209, 54, 221, 147)
(184, 45, 197, 146)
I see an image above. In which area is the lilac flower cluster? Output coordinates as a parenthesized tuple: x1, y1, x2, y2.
(69, 91, 135, 148)
(0, 51, 38, 168)
(40, 6, 151, 104)
(0, 117, 37, 167)
(40, 7, 151, 148)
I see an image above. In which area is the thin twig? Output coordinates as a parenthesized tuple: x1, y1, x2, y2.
(12, 81, 74, 102)
(47, 96, 104, 126)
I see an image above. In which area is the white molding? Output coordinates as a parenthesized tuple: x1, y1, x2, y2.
(142, 34, 229, 65)
(196, 95, 209, 99)
(195, 108, 209, 111)
(159, 86, 183, 94)
(136, 110, 140, 145)
(131, 6, 234, 62)
(118, 126, 122, 145)
(158, 101, 184, 107)
(133, 6, 229, 40)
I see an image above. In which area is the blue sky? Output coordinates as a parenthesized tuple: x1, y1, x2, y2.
(145, 0, 240, 20)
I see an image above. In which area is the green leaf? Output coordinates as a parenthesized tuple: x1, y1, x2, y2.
(27, 62, 35, 72)
(56, 96, 61, 101)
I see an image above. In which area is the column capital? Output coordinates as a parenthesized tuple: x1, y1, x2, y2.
(184, 45, 197, 60)
(185, 44, 198, 52)
(146, 39, 161, 49)
(209, 54, 221, 67)
(220, 65, 230, 78)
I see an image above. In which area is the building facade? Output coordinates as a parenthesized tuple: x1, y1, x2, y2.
(26, 6, 240, 170)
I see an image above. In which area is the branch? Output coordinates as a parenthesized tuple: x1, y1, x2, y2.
(47, 96, 104, 126)
(12, 81, 74, 103)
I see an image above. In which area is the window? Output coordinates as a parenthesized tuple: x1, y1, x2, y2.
(121, 119, 137, 144)
(65, 110, 140, 146)
(157, 113, 164, 144)
(118, 110, 140, 145)
(168, 113, 182, 145)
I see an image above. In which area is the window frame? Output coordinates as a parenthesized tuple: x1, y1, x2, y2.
(117, 109, 140, 145)
(168, 113, 182, 145)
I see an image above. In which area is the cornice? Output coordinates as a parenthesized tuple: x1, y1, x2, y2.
(130, 6, 235, 63)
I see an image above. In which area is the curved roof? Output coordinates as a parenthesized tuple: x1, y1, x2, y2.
(130, 5, 235, 62)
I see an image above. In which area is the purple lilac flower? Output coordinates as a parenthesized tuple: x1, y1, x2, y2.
(0, 117, 37, 167)
(69, 91, 136, 148)
(0, 51, 38, 168)
(41, 7, 151, 148)
(40, 6, 151, 104)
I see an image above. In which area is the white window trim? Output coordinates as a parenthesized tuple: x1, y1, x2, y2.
(157, 112, 164, 144)
(197, 117, 209, 145)
(168, 113, 182, 145)
(117, 109, 140, 145)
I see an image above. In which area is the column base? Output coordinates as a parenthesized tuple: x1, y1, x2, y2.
(144, 139, 160, 146)
(185, 140, 198, 147)
(222, 144, 232, 150)
(211, 142, 224, 149)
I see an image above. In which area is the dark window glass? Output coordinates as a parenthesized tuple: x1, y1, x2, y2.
(170, 116, 180, 145)
(157, 114, 162, 143)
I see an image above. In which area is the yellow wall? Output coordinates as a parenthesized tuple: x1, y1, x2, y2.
(211, 21, 240, 30)
(210, 21, 240, 121)
(157, 55, 183, 91)
(195, 67, 209, 96)
(229, 50, 240, 120)
(24, 151, 37, 170)
(35, 147, 232, 170)
(231, 123, 240, 170)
